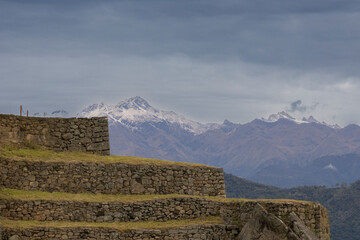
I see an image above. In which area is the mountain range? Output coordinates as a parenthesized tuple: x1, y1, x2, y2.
(77, 96, 360, 187)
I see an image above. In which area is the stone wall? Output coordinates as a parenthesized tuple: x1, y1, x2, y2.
(221, 201, 330, 240)
(1, 224, 240, 240)
(0, 114, 110, 155)
(0, 197, 330, 239)
(0, 159, 226, 196)
(0, 198, 221, 222)
(0, 113, 331, 239)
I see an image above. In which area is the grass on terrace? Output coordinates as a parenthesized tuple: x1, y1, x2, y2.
(0, 188, 214, 203)
(1, 216, 223, 230)
(0, 146, 213, 168)
(0, 188, 311, 204)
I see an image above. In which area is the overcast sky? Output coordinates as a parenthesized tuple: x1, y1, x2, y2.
(1, 0, 360, 126)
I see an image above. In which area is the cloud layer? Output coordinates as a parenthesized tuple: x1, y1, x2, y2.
(1, 0, 360, 126)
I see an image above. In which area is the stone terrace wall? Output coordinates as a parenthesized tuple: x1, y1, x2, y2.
(2, 225, 240, 240)
(0, 114, 110, 155)
(0, 197, 330, 239)
(221, 201, 330, 240)
(0, 159, 226, 196)
(0, 198, 221, 222)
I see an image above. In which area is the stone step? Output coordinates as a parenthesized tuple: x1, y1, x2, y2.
(0, 148, 225, 197)
(0, 217, 240, 240)
(0, 188, 222, 223)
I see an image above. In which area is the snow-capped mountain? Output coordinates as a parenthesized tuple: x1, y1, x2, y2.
(75, 96, 360, 187)
(260, 111, 340, 129)
(261, 111, 302, 123)
(77, 96, 220, 134)
(79, 97, 341, 133)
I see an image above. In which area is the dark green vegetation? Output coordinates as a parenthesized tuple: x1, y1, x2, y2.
(225, 173, 360, 240)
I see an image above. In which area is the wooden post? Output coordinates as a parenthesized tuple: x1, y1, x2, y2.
(27, 110, 29, 117)
(20, 105, 22, 116)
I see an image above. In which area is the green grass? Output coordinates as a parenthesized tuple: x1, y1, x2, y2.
(0, 188, 219, 203)
(1, 216, 223, 231)
(0, 188, 311, 205)
(0, 146, 215, 168)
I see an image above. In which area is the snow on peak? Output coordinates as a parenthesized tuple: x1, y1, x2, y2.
(115, 96, 152, 110)
(78, 103, 109, 118)
(303, 116, 341, 129)
(302, 116, 319, 123)
(322, 122, 341, 129)
(261, 111, 302, 123)
(260, 112, 340, 128)
(77, 97, 219, 134)
(324, 163, 337, 171)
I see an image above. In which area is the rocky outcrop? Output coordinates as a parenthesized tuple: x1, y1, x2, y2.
(289, 212, 320, 240)
(221, 200, 329, 239)
(238, 204, 319, 240)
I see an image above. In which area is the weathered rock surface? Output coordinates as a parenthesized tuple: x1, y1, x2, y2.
(289, 212, 320, 240)
(237, 204, 319, 240)
(222, 200, 329, 240)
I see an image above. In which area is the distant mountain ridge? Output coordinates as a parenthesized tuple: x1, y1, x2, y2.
(260, 111, 340, 129)
(77, 96, 220, 134)
(77, 96, 360, 187)
(78, 96, 340, 133)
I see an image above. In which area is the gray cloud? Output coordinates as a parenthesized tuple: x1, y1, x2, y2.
(1, 0, 360, 74)
(1, 0, 360, 126)
(290, 100, 307, 112)
(287, 100, 320, 114)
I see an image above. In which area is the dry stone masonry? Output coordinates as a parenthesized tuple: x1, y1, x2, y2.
(0, 114, 110, 155)
(0, 197, 222, 222)
(0, 194, 330, 239)
(0, 196, 329, 238)
(2, 225, 241, 240)
(0, 115, 330, 239)
(0, 159, 226, 196)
